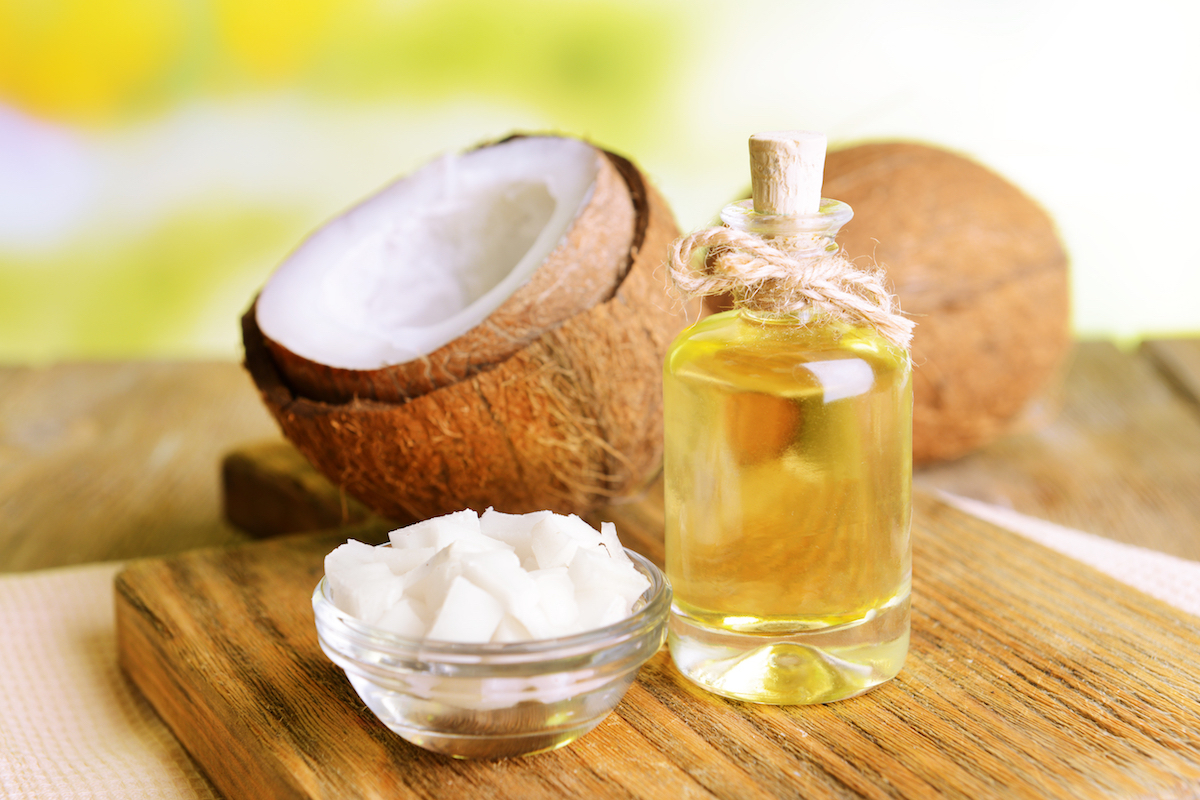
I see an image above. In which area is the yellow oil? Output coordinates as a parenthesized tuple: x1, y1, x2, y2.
(664, 309, 912, 704)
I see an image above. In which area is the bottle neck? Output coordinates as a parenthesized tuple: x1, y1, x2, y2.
(738, 306, 815, 325)
(720, 198, 853, 258)
(719, 197, 853, 322)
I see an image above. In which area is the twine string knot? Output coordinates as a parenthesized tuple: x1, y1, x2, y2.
(668, 225, 914, 354)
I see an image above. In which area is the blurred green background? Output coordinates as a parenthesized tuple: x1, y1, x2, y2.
(1, 0, 1197, 362)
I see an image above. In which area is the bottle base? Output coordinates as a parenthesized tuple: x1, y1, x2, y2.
(667, 595, 909, 705)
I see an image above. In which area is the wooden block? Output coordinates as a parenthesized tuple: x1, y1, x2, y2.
(222, 439, 381, 538)
(115, 492, 1200, 800)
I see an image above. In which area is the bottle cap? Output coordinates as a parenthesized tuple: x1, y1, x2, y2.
(749, 131, 827, 216)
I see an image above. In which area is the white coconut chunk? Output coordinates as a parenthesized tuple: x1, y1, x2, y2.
(568, 544, 638, 633)
(375, 545, 438, 576)
(599, 595, 631, 627)
(326, 559, 390, 587)
(554, 513, 607, 548)
(256, 136, 602, 369)
(492, 615, 534, 644)
(569, 546, 651, 609)
(531, 567, 579, 635)
(324, 539, 381, 574)
(329, 561, 405, 624)
(389, 508, 481, 550)
(427, 576, 504, 643)
(576, 594, 631, 631)
(530, 520, 580, 570)
(401, 550, 463, 610)
(599, 522, 630, 563)
(448, 531, 514, 555)
(461, 550, 535, 609)
(458, 547, 523, 575)
(479, 507, 549, 564)
(508, 601, 556, 641)
(374, 597, 427, 638)
(461, 551, 556, 639)
(529, 513, 613, 569)
(400, 535, 501, 592)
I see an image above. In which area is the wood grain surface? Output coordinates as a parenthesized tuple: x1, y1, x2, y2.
(0, 361, 278, 572)
(916, 339, 1200, 560)
(3, 341, 1195, 574)
(115, 491, 1200, 800)
(1143, 338, 1200, 409)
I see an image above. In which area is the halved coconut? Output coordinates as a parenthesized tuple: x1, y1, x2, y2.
(821, 142, 1071, 464)
(244, 136, 689, 522)
(257, 136, 637, 402)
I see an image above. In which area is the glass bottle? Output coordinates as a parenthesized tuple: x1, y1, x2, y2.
(663, 132, 912, 705)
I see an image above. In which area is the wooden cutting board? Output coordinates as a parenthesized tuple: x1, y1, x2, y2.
(115, 490, 1200, 800)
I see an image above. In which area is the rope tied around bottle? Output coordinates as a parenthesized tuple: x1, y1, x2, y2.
(667, 225, 915, 354)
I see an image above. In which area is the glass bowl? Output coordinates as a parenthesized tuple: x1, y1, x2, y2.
(312, 548, 670, 759)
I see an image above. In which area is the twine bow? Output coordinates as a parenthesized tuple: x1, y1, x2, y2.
(667, 225, 915, 354)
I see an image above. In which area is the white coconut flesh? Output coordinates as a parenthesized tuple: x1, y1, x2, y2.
(256, 137, 603, 370)
(324, 508, 650, 644)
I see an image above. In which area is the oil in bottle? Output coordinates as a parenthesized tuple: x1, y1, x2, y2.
(663, 131, 913, 704)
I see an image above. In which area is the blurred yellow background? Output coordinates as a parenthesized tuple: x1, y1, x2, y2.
(1, 0, 1197, 362)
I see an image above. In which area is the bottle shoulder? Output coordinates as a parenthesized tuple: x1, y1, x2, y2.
(667, 310, 909, 367)
(665, 310, 910, 398)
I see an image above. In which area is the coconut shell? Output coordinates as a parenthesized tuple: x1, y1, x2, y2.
(243, 149, 690, 522)
(263, 140, 636, 404)
(822, 142, 1071, 464)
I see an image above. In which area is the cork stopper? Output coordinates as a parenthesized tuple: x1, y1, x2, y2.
(749, 131, 827, 216)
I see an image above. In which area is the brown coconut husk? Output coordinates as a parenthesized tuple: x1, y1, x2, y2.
(821, 142, 1071, 464)
(263, 140, 637, 404)
(243, 148, 689, 522)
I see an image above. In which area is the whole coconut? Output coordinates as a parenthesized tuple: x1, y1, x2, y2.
(244, 135, 690, 523)
(822, 142, 1071, 464)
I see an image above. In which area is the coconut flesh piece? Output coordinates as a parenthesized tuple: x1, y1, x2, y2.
(323, 508, 647, 647)
(255, 136, 632, 402)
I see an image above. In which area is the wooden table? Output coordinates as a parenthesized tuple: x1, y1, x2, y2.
(3, 340, 1200, 800)
(917, 338, 1200, 562)
(0, 360, 276, 572)
(3, 340, 1196, 573)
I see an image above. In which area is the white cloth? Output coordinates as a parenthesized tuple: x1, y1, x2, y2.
(0, 562, 219, 800)
(2, 505, 1198, 799)
(939, 493, 1200, 618)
